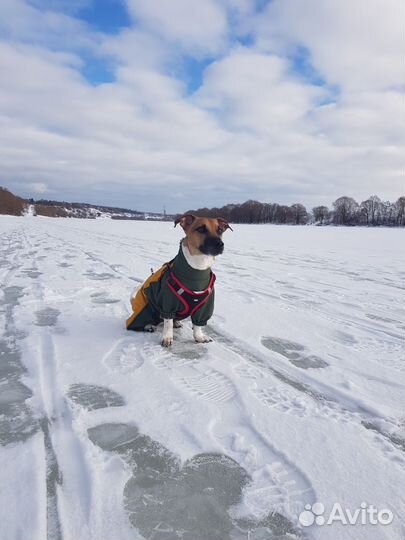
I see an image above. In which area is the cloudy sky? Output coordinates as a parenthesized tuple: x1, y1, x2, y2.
(0, 0, 403, 213)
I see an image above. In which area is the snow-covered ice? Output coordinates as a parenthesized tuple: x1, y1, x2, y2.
(0, 215, 404, 540)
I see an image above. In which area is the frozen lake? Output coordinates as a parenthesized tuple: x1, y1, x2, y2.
(0, 216, 404, 540)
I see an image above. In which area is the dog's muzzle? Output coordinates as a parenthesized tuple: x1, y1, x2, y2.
(200, 237, 224, 256)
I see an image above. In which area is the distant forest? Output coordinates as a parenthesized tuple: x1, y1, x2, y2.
(2, 186, 404, 227)
(187, 195, 405, 227)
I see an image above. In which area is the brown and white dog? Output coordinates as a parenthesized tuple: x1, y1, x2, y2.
(160, 214, 232, 346)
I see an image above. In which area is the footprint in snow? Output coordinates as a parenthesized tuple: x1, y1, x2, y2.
(20, 269, 42, 279)
(34, 307, 60, 327)
(0, 339, 39, 446)
(1, 286, 25, 308)
(90, 292, 120, 305)
(66, 384, 126, 410)
(261, 336, 328, 369)
(103, 340, 144, 374)
(83, 270, 116, 281)
(87, 422, 302, 540)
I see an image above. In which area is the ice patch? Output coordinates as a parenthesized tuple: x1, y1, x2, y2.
(0, 339, 27, 380)
(87, 422, 301, 540)
(1, 286, 25, 308)
(0, 402, 39, 445)
(67, 384, 126, 410)
(83, 270, 116, 281)
(170, 344, 207, 361)
(90, 292, 120, 305)
(20, 269, 42, 279)
(0, 380, 32, 403)
(261, 337, 328, 369)
(35, 307, 60, 327)
(0, 340, 38, 445)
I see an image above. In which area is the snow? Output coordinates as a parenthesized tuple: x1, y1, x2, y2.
(0, 215, 404, 540)
(24, 204, 35, 217)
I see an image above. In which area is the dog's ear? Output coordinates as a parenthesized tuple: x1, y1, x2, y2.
(217, 218, 233, 233)
(174, 213, 196, 232)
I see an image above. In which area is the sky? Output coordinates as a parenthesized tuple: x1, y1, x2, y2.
(0, 0, 403, 213)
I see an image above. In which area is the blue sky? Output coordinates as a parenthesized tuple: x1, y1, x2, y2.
(0, 0, 403, 212)
(78, 0, 131, 34)
(74, 3, 326, 93)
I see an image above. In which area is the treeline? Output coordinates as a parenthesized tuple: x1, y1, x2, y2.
(187, 195, 405, 227)
(0, 187, 165, 220)
(30, 198, 144, 217)
(0, 187, 72, 217)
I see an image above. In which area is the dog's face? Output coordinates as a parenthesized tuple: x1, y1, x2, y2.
(174, 214, 233, 256)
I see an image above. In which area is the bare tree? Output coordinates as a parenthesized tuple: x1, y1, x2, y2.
(395, 196, 405, 226)
(382, 200, 396, 226)
(332, 196, 359, 225)
(361, 195, 382, 226)
(187, 194, 404, 227)
(312, 205, 330, 224)
(289, 203, 308, 225)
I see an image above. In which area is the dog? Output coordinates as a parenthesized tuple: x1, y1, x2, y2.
(126, 214, 232, 346)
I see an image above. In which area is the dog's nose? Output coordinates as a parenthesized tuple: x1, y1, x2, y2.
(200, 236, 224, 256)
(215, 238, 224, 249)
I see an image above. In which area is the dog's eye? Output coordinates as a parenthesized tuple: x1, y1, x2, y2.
(196, 225, 208, 234)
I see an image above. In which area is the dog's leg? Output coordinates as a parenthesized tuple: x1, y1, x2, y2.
(173, 320, 183, 329)
(193, 325, 212, 343)
(161, 319, 174, 347)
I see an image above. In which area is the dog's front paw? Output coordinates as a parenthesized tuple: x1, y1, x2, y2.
(161, 336, 173, 347)
(194, 334, 212, 344)
(161, 319, 174, 347)
(193, 326, 212, 343)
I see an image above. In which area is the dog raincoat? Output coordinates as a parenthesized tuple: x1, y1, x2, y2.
(126, 245, 215, 331)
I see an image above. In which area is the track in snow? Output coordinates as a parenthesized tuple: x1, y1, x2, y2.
(1, 218, 404, 540)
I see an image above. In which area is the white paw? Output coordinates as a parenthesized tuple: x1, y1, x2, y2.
(161, 336, 173, 347)
(161, 319, 174, 347)
(194, 334, 212, 344)
(193, 325, 212, 343)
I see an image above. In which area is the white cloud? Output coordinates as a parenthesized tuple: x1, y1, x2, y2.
(29, 182, 50, 194)
(252, 0, 403, 92)
(195, 48, 324, 133)
(125, 0, 228, 56)
(0, 0, 97, 51)
(312, 91, 405, 147)
(0, 0, 403, 212)
(100, 28, 170, 70)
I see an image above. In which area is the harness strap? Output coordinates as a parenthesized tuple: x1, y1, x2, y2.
(166, 271, 216, 320)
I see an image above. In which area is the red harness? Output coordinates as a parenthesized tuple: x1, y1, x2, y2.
(166, 270, 216, 320)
